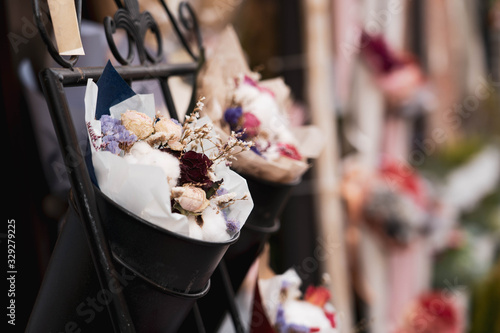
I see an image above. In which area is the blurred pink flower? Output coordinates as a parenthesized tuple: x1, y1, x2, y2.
(377, 62, 425, 104)
(396, 292, 462, 333)
(243, 75, 275, 97)
(242, 112, 261, 137)
(277, 143, 302, 161)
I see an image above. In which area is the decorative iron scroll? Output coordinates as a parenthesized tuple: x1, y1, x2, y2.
(158, 0, 204, 61)
(104, 0, 163, 65)
(32, 0, 204, 69)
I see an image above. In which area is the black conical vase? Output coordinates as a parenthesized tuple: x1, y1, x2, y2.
(27, 186, 239, 333)
(179, 173, 297, 332)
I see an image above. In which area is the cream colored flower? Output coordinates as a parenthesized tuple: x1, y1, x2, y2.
(154, 117, 184, 150)
(145, 132, 169, 147)
(172, 186, 210, 213)
(154, 117, 182, 138)
(124, 141, 180, 189)
(121, 110, 154, 140)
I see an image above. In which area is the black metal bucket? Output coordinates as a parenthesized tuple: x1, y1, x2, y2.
(27, 187, 239, 332)
(94, 186, 239, 294)
(179, 173, 297, 332)
(224, 173, 296, 264)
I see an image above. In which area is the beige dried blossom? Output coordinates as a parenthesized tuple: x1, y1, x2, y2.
(211, 131, 254, 166)
(154, 116, 184, 150)
(211, 192, 236, 205)
(171, 186, 210, 213)
(145, 132, 169, 147)
(121, 110, 154, 140)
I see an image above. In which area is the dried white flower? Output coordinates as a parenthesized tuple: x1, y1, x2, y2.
(172, 186, 210, 213)
(211, 192, 237, 205)
(124, 141, 180, 188)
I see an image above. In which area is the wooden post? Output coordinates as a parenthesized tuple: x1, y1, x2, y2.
(302, 0, 353, 332)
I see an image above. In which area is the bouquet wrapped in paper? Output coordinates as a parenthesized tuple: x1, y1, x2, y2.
(253, 268, 339, 333)
(197, 25, 323, 184)
(359, 30, 426, 107)
(395, 292, 464, 333)
(341, 157, 433, 247)
(362, 159, 431, 246)
(85, 61, 254, 242)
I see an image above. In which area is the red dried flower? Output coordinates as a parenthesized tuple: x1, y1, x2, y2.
(397, 292, 462, 333)
(360, 30, 406, 74)
(379, 159, 427, 208)
(304, 286, 331, 308)
(179, 151, 213, 191)
(324, 311, 336, 328)
(277, 143, 302, 161)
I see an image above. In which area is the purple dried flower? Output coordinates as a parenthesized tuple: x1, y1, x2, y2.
(100, 115, 121, 134)
(225, 218, 240, 235)
(250, 145, 263, 156)
(99, 115, 137, 154)
(275, 304, 309, 333)
(287, 324, 309, 333)
(281, 280, 294, 290)
(102, 137, 121, 154)
(116, 126, 137, 145)
(224, 107, 243, 127)
(275, 304, 287, 329)
(216, 187, 229, 196)
(221, 208, 241, 235)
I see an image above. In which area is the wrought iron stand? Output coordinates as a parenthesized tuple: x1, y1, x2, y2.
(28, 0, 281, 331)
(27, 0, 217, 332)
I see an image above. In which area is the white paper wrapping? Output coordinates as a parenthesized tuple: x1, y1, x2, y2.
(85, 79, 254, 242)
(258, 268, 339, 332)
(197, 26, 324, 184)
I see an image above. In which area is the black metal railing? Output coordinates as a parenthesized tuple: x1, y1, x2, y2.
(30, 1, 206, 332)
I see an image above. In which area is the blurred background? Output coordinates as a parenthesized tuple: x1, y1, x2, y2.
(3, 0, 500, 332)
